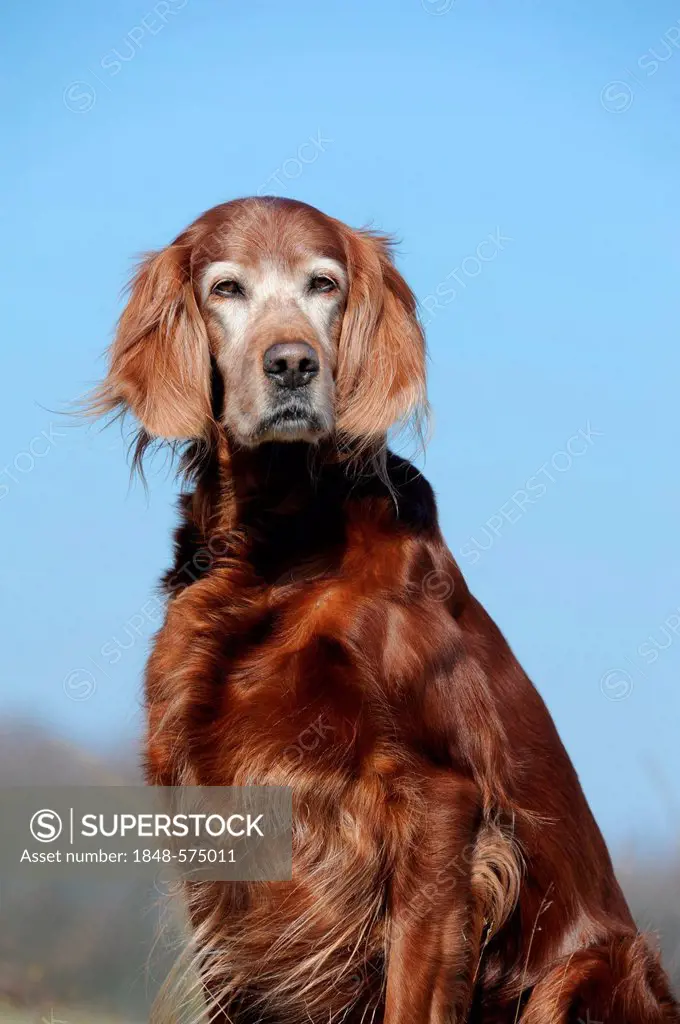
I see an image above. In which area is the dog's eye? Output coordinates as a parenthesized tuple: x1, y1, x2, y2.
(212, 279, 243, 297)
(309, 275, 337, 294)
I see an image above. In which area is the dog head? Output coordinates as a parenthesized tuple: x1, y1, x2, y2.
(95, 197, 427, 453)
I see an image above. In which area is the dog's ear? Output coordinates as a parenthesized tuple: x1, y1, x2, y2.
(93, 244, 212, 439)
(335, 227, 428, 446)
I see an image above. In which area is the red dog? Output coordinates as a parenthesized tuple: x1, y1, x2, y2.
(94, 198, 678, 1023)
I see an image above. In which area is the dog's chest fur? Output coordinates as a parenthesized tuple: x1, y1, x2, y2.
(143, 458, 469, 1020)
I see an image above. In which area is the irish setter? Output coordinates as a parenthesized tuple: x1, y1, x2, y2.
(94, 197, 678, 1023)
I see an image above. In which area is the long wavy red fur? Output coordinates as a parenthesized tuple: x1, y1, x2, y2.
(97, 198, 678, 1024)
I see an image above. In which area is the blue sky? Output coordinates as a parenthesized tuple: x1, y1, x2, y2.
(2, 0, 679, 849)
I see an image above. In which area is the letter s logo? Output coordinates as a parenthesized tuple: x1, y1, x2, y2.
(30, 809, 63, 842)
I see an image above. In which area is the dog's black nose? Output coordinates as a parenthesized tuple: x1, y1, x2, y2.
(263, 342, 320, 390)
